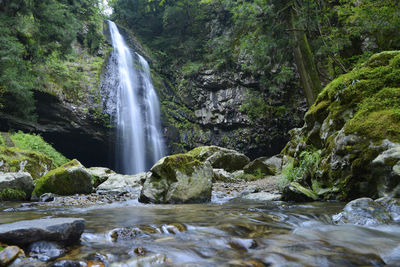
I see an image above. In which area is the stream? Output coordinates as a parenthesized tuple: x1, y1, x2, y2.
(1, 198, 400, 266)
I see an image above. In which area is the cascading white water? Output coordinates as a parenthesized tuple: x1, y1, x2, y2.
(105, 21, 165, 174)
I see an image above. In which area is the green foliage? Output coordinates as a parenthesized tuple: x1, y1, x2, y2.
(10, 131, 69, 167)
(280, 149, 321, 189)
(0, 188, 27, 201)
(0, 0, 106, 119)
(181, 61, 203, 78)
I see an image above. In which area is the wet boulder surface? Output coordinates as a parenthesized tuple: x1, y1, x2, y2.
(0, 218, 85, 247)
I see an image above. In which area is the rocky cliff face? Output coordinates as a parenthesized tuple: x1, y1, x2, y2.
(154, 68, 307, 159)
(0, 91, 114, 168)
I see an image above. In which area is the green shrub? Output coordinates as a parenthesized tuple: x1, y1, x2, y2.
(10, 131, 68, 167)
(181, 61, 203, 78)
(280, 149, 321, 189)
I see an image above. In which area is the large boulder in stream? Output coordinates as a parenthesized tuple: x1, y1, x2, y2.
(0, 218, 85, 247)
(96, 172, 147, 193)
(187, 146, 250, 172)
(0, 172, 34, 201)
(282, 51, 400, 201)
(32, 159, 93, 198)
(139, 154, 213, 204)
(243, 155, 283, 176)
(333, 197, 400, 226)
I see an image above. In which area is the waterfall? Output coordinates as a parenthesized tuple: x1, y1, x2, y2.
(102, 21, 165, 174)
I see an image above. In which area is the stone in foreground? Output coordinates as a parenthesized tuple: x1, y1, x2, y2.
(139, 154, 213, 204)
(0, 218, 85, 247)
(32, 159, 93, 197)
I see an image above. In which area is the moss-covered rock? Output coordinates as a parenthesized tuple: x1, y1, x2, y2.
(0, 146, 53, 180)
(32, 159, 93, 197)
(187, 146, 250, 172)
(139, 154, 213, 204)
(282, 182, 319, 202)
(0, 172, 34, 201)
(282, 51, 400, 201)
(243, 155, 283, 176)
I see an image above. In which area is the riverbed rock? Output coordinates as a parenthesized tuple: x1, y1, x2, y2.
(282, 51, 400, 200)
(243, 155, 283, 176)
(28, 241, 64, 262)
(139, 154, 213, 204)
(0, 218, 85, 246)
(32, 159, 93, 197)
(96, 172, 147, 193)
(0, 246, 23, 266)
(282, 182, 318, 202)
(87, 167, 115, 188)
(332, 198, 392, 226)
(241, 192, 282, 201)
(213, 168, 233, 182)
(188, 146, 250, 172)
(0, 172, 34, 200)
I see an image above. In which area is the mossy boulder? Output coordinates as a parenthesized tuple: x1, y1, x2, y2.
(282, 51, 400, 201)
(243, 155, 283, 176)
(139, 154, 213, 204)
(87, 167, 116, 188)
(0, 172, 34, 201)
(187, 146, 250, 172)
(32, 159, 93, 197)
(0, 146, 53, 180)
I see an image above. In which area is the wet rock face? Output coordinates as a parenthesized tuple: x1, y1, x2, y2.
(158, 67, 306, 159)
(139, 154, 213, 204)
(0, 218, 85, 247)
(333, 197, 400, 226)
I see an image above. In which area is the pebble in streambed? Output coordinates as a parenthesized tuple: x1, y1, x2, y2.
(110, 223, 187, 242)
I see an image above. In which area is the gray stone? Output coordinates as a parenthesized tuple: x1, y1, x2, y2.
(213, 168, 232, 182)
(0, 218, 85, 246)
(375, 197, 400, 222)
(96, 172, 147, 193)
(332, 198, 391, 226)
(87, 167, 115, 188)
(0, 172, 34, 199)
(39, 193, 58, 202)
(244, 155, 283, 176)
(189, 146, 250, 172)
(241, 192, 282, 201)
(139, 155, 213, 204)
(0, 246, 22, 266)
(28, 241, 64, 262)
(372, 144, 400, 197)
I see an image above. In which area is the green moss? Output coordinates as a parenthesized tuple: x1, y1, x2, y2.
(0, 145, 53, 179)
(160, 154, 202, 177)
(32, 159, 92, 197)
(345, 88, 400, 142)
(0, 188, 26, 201)
(0, 246, 4, 252)
(10, 131, 68, 167)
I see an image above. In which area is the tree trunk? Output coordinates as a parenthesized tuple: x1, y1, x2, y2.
(291, 10, 321, 106)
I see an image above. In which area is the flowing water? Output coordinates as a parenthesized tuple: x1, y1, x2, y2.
(102, 21, 165, 174)
(1, 199, 400, 266)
